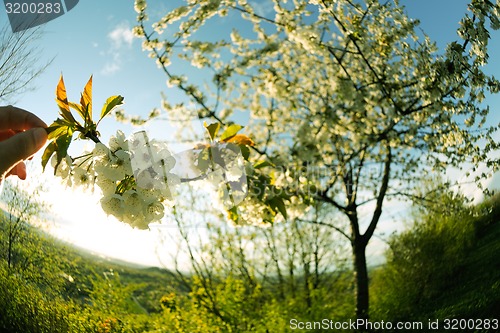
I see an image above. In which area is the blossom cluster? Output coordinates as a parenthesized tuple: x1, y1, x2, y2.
(204, 143, 248, 208)
(51, 129, 254, 229)
(52, 130, 179, 229)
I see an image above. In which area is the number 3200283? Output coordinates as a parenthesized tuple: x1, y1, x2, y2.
(443, 318, 498, 330)
(5, 2, 62, 14)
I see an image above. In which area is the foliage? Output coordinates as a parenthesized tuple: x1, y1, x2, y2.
(0, 215, 350, 333)
(134, 0, 500, 213)
(0, 180, 46, 269)
(371, 192, 500, 322)
(0, 188, 499, 332)
(162, 190, 354, 331)
(42, 75, 124, 172)
(0, 264, 73, 333)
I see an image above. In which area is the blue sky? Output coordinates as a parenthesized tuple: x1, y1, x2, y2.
(1, 0, 499, 267)
(1, 1, 164, 131)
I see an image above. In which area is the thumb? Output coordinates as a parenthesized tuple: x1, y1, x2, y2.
(0, 128, 47, 176)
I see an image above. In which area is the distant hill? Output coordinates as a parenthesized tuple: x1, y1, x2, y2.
(0, 213, 187, 314)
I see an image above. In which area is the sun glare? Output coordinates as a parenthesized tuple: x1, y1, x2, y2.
(5, 164, 176, 268)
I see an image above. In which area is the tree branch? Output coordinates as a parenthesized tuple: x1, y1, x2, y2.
(363, 144, 392, 243)
(297, 218, 352, 242)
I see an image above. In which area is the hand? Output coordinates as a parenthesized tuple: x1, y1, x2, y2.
(0, 105, 48, 180)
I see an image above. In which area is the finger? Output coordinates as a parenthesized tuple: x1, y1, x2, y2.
(18, 162, 27, 180)
(0, 128, 47, 177)
(0, 129, 15, 141)
(6, 162, 27, 180)
(0, 105, 47, 131)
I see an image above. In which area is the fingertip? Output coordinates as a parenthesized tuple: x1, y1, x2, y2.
(5, 162, 26, 180)
(33, 127, 48, 147)
(17, 163, 27, 180)
(0, 128, 48, 175)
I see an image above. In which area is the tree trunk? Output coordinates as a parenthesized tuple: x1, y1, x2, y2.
(353, 237, 369, 325)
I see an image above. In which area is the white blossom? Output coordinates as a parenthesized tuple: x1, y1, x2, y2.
(134, 0, 146, 13)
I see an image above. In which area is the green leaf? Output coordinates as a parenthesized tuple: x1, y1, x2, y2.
(53, 133, 73, 173)
(227, 206, 239, 224)
(254, 160, 274, 169)
(57, 105, 77, 124)
(41, 142, 56, 171)
(45, 124, 59, 137)
(276, 199, 288, 219)
(44, 120, 74, 173)
(279, 190, 292, 201)
(220, 124, 244, 141)
(269, 197, 287, 219)
(46, 119, 75, 140)
(204, 122, 220, 141)
(100, 95, 124, 122)
(240, 145, 250, 160)
(251, 175, 269, 200)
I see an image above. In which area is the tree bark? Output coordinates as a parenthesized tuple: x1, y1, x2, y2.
(353, 237, 369, 323)
(351, 145, 391, 329)
(347, 209, 370, 330)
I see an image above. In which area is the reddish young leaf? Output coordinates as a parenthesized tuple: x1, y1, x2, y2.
(55, 75, 76, 123)
(79, 75, 93, 124)
(225, 134, 255, 147)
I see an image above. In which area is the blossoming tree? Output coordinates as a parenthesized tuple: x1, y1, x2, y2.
(42, 0, 500, 323)
(130, 0, 500, 321)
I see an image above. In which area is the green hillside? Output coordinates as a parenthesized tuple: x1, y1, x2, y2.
(371, 194, 500, 329)
(0, 212, 185, 332)
(0, 193, 498, 332)
(423, 198, 500, 319)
